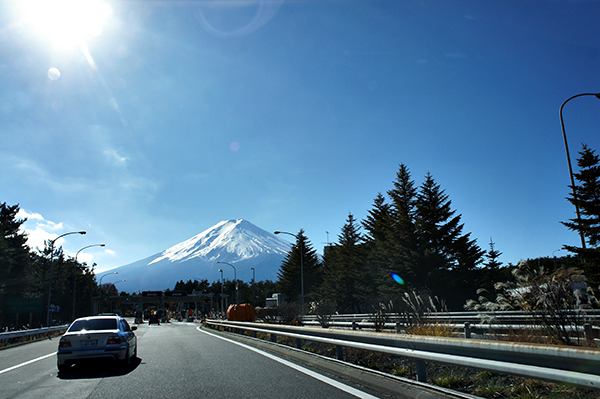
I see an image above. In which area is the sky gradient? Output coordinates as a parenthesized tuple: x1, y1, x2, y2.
(1, 0, 599, 283)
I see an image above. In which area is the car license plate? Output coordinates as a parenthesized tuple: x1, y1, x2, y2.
(81, 340, 97, 348)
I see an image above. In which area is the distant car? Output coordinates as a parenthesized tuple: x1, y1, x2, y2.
(148, 314, 160, 325)
(57, 315, 137, 372)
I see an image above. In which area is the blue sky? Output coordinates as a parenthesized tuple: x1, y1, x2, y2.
(1, 0, 599, 281)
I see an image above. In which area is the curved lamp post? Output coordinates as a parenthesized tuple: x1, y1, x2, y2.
(73, 243, 105, 320)
(218, 268, 224, 314)
(274, 230, 304, 319)
(251, 267, 256, 308)
(99, 271, 118, 288)
(46, 230, 86, 326)
(109, 280, 126, 314)
(95, 272, 118, 315)
(559, 92, 600, 249)
(217, 261, 237, 304)
(552, 249, 561, 268)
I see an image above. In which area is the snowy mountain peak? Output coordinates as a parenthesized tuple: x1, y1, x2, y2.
(109, 219, 291, 290)
(149, 219, 290, 265)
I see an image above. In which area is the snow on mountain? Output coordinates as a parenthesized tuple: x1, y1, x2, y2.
(149, 219, 290, 265)
(105, 219, 291, 291)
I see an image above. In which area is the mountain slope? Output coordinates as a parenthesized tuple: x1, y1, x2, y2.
(104, 219, 290, 291)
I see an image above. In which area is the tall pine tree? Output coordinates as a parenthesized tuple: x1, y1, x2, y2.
(276, 229, 323, 305)
(484, 238, 503, 270)
(0, 203, 32, 326)
(386, 164, 420, 295)
(362, 193, 394, 298)
(414, 172, 484, 308)
(562, 144, 600, 289)
(321, 213, 366, 313)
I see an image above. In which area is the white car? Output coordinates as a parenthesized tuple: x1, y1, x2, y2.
(57, 315, 137, 372)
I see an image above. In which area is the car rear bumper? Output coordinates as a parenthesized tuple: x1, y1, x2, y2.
(57, 345, 127, 365)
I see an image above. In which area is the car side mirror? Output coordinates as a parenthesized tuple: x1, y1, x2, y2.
(131, 326, 137, 331)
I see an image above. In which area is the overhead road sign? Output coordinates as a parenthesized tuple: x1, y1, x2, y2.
(6, 298, 44, 314)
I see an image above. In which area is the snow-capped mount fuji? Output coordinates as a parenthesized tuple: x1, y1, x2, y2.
(105, 219, 291, 291)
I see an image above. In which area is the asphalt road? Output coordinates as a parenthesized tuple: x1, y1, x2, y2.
(0, 321, 387, 399)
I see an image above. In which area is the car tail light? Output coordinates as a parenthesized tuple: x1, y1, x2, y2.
(59, 338, 71, 348)
(106, 336, 123, 345)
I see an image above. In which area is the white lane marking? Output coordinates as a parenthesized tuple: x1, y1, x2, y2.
(0, 352, 56, 375)
(198, 327, 380, 399)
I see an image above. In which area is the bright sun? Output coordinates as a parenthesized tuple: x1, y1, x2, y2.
(20, 0, 113, 49)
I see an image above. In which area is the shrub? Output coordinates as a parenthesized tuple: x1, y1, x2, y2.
(310, 300, 337, 328)
(255, 306, 278, 323)
(466, 261, 599, 346)
(370, 301, 393, 332)
(432, 372, 468, 388)
(277, 302, 302, 325)
(404, 322, 456, 337)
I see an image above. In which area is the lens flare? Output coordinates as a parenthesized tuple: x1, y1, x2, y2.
(391, 273, 404, 285)
(20, 0, 113, 50)
(48, 67, 61, 80)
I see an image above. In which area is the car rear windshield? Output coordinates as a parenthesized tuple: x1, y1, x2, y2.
(69, 319, 118, 332)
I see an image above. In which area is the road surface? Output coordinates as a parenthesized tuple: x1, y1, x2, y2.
(0, 321, 396, 399)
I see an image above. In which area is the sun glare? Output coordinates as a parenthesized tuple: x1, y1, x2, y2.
(20, 0, 113, 49)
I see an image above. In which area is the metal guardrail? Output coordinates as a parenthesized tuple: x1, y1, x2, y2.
(301, 310, 600, 325)
(205, 320, 600, 390)
(300, 311, 600, 342)
(0, 325, 69, 347)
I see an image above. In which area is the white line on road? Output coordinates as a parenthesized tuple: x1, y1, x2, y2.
(0, 352, 56, 375)
(198, 327, 380, 399)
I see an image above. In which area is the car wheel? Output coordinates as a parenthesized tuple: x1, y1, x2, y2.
(122, 345, 131, 366)
(133, 342, 138, 359)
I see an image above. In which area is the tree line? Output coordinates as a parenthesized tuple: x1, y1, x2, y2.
(276, 147, 600, 312)
(0, 203, 98, 329)
(172, 278, 277, 308)
(2, 145, 598, 325)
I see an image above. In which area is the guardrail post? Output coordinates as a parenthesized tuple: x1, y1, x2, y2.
(464, 322, 471, 339)
(352, 321, 358, 330)
(584, 324, 595, 347)
(270, 333, 276, 343)
(415, 360, 427, 382)
(296, 338, 302, 349)
(336, 345, 344, 361)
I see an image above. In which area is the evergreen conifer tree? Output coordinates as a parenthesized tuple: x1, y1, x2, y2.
(562, 144, 600, 289)
(0, 203, 32, 324)
(414, 173, 484, 308)
(276, 229, 322, 304)
(321, 213, 366, 312)
(386, 164, 420, 294)
(362, 193, 394, 297)
(484, 238, 503, 270)
(474, 238, 504, 294)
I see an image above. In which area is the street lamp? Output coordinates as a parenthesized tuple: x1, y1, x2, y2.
(559, 92, 600, 249)
(46, 230, 86, 326)
(251, 267, 256, 308)
(216, 261, 237, 304)
(99, 271, 118, 288)
(73, 244, 105, 320)
(95, 272, 118, 315)
(218, 269, 224, 314)
(274, 230, 304, 319)
(107, 280, 125, 315)
(552, 249, 562, 269)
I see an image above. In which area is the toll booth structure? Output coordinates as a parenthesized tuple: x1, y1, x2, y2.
(92, 290, 230, 320)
